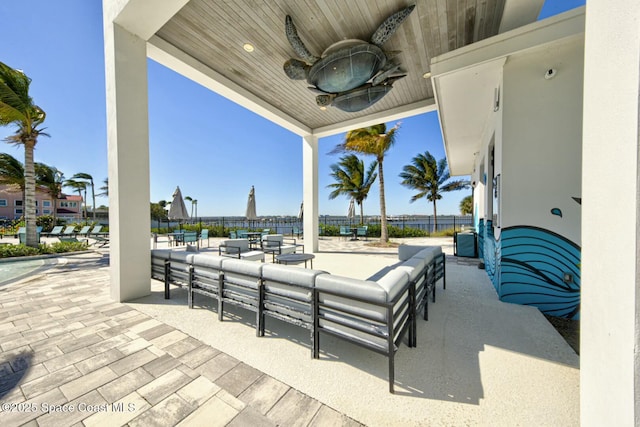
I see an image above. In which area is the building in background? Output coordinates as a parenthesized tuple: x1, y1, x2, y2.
(0, 184, 83, 222)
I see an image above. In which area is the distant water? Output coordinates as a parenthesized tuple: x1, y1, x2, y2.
(159, 215, 473, 235)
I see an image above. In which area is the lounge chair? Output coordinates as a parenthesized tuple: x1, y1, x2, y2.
(62, 226, 76, 236)
(92, 235, 109, 248)
(77, 225, 91, 236)
(87, 225, 109, 247)
(58, 236, 88, 244)
(44, 225, 64, 237)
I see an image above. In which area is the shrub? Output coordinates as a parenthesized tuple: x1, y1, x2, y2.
(46, 241, 89, 253)
(36, 215, 55, 231)
(0, 241, 89, 258)
(0, 244, 40, 258)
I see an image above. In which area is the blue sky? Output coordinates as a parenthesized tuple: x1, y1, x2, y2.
(0, 0, 584, 217)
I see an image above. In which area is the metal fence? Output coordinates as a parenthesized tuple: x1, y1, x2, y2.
(156, 215, 474, 236)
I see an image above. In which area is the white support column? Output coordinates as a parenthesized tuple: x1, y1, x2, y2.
(103, 19, 151, 301)
(582, 0, 640, 424)
(302, 134, 319, 253)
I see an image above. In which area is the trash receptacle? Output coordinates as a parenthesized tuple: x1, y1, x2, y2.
(454, 231, 477, 257)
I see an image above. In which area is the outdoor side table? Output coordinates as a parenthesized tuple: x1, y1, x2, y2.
(275, 253, 315, 269)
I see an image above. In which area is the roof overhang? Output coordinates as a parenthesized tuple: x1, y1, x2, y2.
(105, 0, 546, 139)
(431, 6, 585, 176)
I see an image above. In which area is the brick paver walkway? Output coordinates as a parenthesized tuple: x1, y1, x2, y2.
(0, 253, 361, 426)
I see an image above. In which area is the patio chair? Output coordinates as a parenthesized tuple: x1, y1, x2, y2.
(62, 226, 76, 235)
(18, 227, 42, 244)
(229, 231, 237, 239)
(292, 226, 302, 238)
(14, 226, 25, 237)
(89, 225, 103, 235)
(199, 229, 209, 248)
(237, 229, 248, 239)
(339, 225, 352, 240)
(77, 225, 91, 236)
(357, 226, 368, 241)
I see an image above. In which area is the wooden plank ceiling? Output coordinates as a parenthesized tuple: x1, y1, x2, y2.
(156, 0, 506, 130)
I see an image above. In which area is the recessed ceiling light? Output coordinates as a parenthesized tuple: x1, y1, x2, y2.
(422, 72, 431, 79)
(243, 43, 254, 53)
(319, 106, 327, 111)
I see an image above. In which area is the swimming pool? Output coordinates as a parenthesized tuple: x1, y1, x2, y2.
(0, 258, 51, 286)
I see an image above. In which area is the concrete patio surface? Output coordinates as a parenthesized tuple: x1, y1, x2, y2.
(0, 236, 579, 426)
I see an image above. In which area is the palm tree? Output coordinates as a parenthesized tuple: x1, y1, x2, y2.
(0, 152, 25, 191)
(35, 163, 64, 223)
(72, 173, 95, 220)
(459, 195, 473, 215)
(64, 178, 87, 219)
(97, 178, 108, 197)
(332, 123, 399, 242)
(399, 151, 469, 232)
(0, 62, 48, 247)
(185, 196, 195, 220)
(327, 154, 377, 224)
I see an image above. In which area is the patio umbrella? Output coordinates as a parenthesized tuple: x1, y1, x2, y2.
(347, 198, 355, 225)
(168, 186, 189, 230)
(246, 185, 258, 227)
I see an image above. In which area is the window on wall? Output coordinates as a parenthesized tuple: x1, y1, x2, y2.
(60, 201, 78, 208)
(486, 140, 494, 224)
(43, 200, 51, 207)
(0, 199, 6, 207)
(14, 208, 23, 215)
(43, 209, 51, 214)
(489, 143, 500, 230)
(15, 200, 23, 206)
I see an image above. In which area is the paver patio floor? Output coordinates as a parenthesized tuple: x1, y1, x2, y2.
(0, 252, 360, 427)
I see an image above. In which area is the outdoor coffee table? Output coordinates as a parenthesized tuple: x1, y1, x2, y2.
(275, 253, 315, 268)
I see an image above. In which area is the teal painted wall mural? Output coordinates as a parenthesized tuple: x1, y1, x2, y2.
(478, 220, 581, 320)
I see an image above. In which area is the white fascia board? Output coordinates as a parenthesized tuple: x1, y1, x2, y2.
(147, 35, 312, 137)
(107, 0, 189, 41)
(431, 7, 585, 176)
(313, 98, 436, 138)
(432, 58, 505, 176)
(432, 6, 585, 77)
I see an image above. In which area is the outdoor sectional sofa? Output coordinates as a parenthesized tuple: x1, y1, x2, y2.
(151, 244, 446, 393)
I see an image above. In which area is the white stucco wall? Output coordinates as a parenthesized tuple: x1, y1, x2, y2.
(582, 0, 640, 424)
(501, 36, 584, 245)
